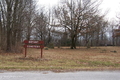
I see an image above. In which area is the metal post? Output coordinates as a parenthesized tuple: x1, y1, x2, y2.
(25, 48, 27, 57)
(41, 48, 42, 58)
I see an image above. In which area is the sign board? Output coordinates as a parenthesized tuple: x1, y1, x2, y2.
(24, 45, 44, 49)
(24, 40, 44, 44)
(23, 40, 44, 58)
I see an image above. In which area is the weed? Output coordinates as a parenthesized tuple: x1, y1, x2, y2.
(100, 49, 107, 53)
(110, 50, 117, 53)
(47, 43, 54, 49)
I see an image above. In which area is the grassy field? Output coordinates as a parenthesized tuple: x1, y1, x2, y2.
(0, 46, 120, 71)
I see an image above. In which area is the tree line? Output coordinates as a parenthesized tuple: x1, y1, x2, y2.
(0, 0, 119, 52)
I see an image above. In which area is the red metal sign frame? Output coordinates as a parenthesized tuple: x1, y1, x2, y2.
(23, 40, 44, 58)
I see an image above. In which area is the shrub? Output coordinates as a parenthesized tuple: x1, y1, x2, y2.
(45, 48, 48, 50)
(47, 43, 54, 49)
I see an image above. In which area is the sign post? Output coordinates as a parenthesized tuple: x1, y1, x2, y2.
(41, 48, 42, 58)
(25, 47, 27, 57)
(23, 40, 44, 58)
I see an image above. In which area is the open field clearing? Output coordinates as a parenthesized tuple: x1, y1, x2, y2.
(0, 46, 120, 71)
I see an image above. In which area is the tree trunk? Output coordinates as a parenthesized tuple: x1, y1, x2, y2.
(48, 30, 51, 44)
(71, 35, 76, 49)
(12, 0, 18, 46)
(96, 31, 99, 46)
(41, 32, 43, 40)
(87, 39, 91, 48)
(6, 27, 11, 52)
(0, 14, 2, 46)
(112, 37, 115, 46)
(17, 30, 21, 42)
(27, 25, 31, 40)
(0, 4, 6, 50)
(27, 34, 30, 40)
(6, 2, 12, 52)
(71, 37, 74, 49)
(12, 31, 17, 46)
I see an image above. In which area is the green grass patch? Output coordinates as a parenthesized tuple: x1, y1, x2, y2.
(79, 60, 119, 67)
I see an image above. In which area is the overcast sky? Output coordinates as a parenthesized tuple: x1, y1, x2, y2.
(38, 0, 120, 21)
(99, 0, 120, 21)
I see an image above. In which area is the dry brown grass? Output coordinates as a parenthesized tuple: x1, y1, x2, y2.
(0, 46, 120, 71)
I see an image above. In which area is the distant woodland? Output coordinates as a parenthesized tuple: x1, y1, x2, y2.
(0, 0, 120, 52)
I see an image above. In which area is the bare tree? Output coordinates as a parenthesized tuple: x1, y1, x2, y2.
(0, 0, 36, 52)
(34, 10, 47, 41)
(0, 1, 7, 50)
(54, 0, 103, 49)
(22, 0, 36, 40)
